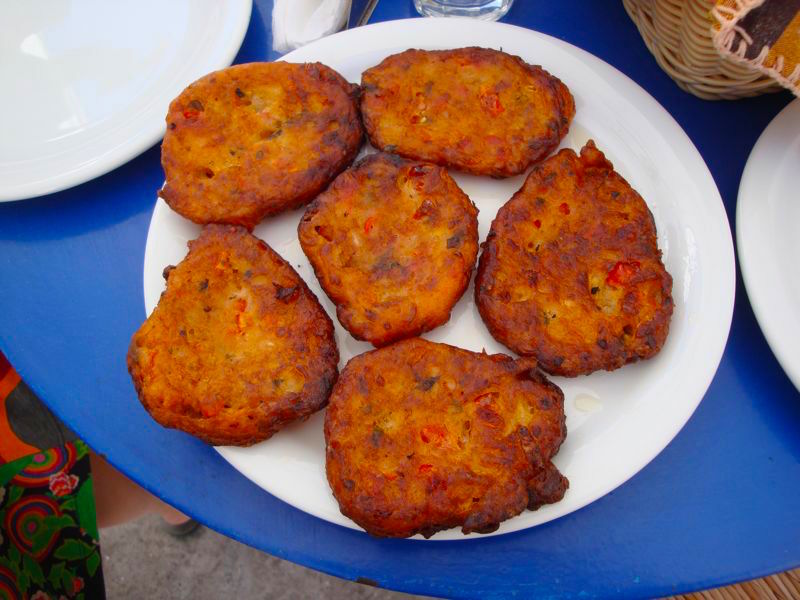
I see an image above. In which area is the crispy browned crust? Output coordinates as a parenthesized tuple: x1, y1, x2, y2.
(127, 225, 339, 446)
(325, 338, 567, 538)
(360, 47, 574, 177)
(475, 141, 674, 377)
(160, 62, 363, 229)
(298, 153, 479, 346)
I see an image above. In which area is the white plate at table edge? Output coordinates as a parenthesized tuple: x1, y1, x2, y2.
(0, 0, 251, 202)
(142, 19, 735, 540)
(737, 98, 800, 393)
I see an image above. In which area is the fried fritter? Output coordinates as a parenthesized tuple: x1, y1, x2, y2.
(160, 62, 363, 229)
(127, 225, 338, 446)
(475, 141, 674, 377)
(360, 47, 574, 177)
(325, 338, 568, 538)
(298, 152, 479, 347)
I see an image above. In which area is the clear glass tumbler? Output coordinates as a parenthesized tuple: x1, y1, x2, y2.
(413, 0, 514, 21)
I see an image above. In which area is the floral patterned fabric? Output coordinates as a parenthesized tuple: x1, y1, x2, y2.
(0, 352, 105, 600)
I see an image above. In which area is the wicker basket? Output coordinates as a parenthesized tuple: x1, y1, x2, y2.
(623, 0, 782, 100)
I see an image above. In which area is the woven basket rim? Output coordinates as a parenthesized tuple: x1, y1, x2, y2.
(623, 0, 781, 99)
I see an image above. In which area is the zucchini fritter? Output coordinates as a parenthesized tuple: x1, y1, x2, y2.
(475, 141, 674, 377)
(325, 338, 568, 538)
(360, 47, 574, 177)
(160, 62, 363, 229)
(127, 225, 338, 446)
(298, 152, 479, 347)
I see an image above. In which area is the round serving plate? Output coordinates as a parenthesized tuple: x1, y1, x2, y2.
(143, 18, 735, 539)
(0, 0, 252, 201)
(737, 98, 800, 393)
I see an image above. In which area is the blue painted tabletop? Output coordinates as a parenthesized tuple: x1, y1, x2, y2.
(1, 1, 798, 598)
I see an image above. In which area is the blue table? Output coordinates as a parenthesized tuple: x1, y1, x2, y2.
(1, 2, 798, 598)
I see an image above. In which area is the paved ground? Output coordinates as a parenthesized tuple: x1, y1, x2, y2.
(100, 515, 800, 599)
(100, 515, 426, 599)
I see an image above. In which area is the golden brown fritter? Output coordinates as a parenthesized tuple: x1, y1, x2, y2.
(127, 225, 338, 446)
(160, 62, 363, 229)
(475, 141, 674, 377)
(325, 338, 567, 538)
(360, 47, 574, 177)
(298, 152, 479, 347)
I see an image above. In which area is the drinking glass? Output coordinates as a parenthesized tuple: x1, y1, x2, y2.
(413, 0, 514, 21)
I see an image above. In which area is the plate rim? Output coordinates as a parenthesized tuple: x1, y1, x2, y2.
(736, 98, 800, 392)
(0, 0, 252, 202)
(143, 17, 736, 539)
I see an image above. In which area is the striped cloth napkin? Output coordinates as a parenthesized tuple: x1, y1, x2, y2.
(712, 0, 800, 96)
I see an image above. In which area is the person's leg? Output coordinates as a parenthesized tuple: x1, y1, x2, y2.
(89, 451, 190, 528)
(2, 351, 190, 530)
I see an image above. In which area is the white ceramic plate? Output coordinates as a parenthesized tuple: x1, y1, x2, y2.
(737, 99, 800, 392)
(0, 0, 252, 202)
(143, 19, 735, 539)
